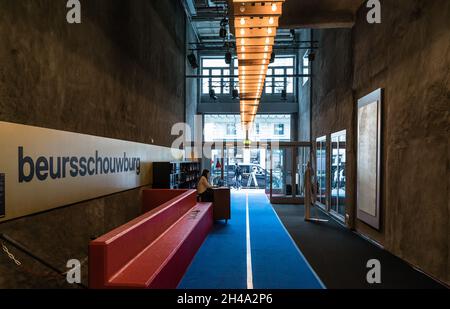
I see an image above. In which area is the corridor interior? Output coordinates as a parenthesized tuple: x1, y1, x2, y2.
(0, 0, 448, 291)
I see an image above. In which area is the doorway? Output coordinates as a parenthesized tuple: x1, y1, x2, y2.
(315, 136, 327, 209)
(207, 142, 269, 190)
(314, 131, 347, 223)
(330, 130, 347, 221)
(267, 142, 312, 204)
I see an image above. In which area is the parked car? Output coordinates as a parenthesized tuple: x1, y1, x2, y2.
(217, 163, 281, 189)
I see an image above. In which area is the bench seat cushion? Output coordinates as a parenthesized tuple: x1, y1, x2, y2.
(107, 202, 213, 289)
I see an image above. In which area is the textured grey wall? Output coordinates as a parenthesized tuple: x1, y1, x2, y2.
(298, 29, 311, 142)
(0, 0, 186, 288)
(185, 20, 198, 138)
(311, 0, 449, 285)
(0, 0, 185, 147)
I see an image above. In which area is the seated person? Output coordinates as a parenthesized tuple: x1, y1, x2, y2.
(197, 169, 214, 202)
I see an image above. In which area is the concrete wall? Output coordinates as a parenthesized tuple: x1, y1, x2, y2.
(311, 0, 449, 285)
(0, 0, 186, 288)
(298, 29, 311, 142)
(185, 19, 198, 139)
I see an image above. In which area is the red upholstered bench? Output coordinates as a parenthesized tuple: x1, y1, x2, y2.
(89, 189, 213, 289)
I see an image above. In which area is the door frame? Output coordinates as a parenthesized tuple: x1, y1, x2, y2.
(329, 130, 347, 223)
(315, 135, 328, 211)
(268, 141, 311, 204)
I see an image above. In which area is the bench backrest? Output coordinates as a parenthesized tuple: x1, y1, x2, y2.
(89, 189, 197, 288)
(142, 189, 189, 213)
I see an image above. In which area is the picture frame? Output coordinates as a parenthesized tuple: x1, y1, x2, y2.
(356, 88, 383, 230)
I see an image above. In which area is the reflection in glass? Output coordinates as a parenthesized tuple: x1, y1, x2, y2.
(271, 148, 293, 196)
(272, 149, 283, 192)
(296, 147, 309, 198)
(331, 131, 346, 219)
(316, 137, 327, 206)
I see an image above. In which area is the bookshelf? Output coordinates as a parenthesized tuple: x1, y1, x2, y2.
(152, 161, 201, 189)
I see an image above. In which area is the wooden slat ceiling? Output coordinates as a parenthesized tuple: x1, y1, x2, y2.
(228, 0, 364, 129)
(233, 0, 285, 129)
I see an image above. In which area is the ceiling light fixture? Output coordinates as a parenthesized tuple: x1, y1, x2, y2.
(219, 17, 228, 38)
(225, 51, 232, 64)
(187, 52, 198, 69)
(233, 0, 284, 130)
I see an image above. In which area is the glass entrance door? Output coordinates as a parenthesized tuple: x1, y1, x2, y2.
(315, 136, 327, 208)
(210, 143, 268, 190)
(224, 144, 240, 188)
(210, 149, 224, 186)
(268, 142, 311, 204)
(330, 131, 347, 220)
(271, 147, 294, 197)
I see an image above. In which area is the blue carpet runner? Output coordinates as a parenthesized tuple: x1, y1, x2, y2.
(178, 191, 325, 289)
(178, 192, 247, 289)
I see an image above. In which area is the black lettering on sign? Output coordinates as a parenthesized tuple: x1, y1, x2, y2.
(0, 174, 5, 217)
(17, 147, 142, 183)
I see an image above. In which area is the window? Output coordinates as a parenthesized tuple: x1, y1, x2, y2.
(265, 56, 295, 95)
(204, 114, 291, 142)
(274, 124, 285, 136)
(265, 69, 273, 94)
(202, 56, 295, 97)
(211, 69, 222, 94)
(274, 68, 285, 94)
(255, 123, 260, 135)
(316, 136, 327, 206)
(226, 123, 237, 136)
(302, 51, 310, 85)
(201, 57, 238, 95)
(233, 58, 239, 90)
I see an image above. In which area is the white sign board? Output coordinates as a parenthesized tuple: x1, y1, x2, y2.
(0, 121, 183, 222)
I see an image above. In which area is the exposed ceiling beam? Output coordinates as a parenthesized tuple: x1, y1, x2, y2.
(280, 10, 357, 29)
(279, 0, 365, 29)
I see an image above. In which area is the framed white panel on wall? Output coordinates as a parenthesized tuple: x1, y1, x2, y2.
(357, 89, 383, 230)
(0, 121, 184, 222)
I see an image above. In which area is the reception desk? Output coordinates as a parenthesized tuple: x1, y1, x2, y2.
(213, 187, 231, 223)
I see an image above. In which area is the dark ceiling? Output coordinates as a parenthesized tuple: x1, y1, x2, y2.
(279, 0, 365, 29)
(184, 0, 365, 49)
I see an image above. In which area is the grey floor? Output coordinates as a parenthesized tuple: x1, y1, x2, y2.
(272, 204, 446, 289)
